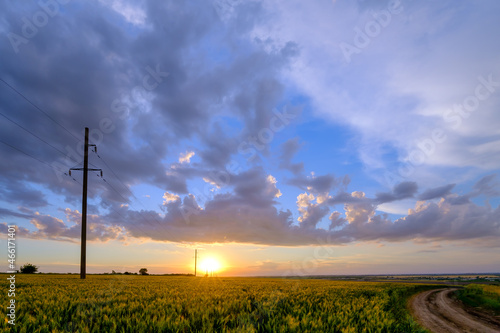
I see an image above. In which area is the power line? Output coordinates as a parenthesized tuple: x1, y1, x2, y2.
(0, 79, 174, 241)
(0, 135, 164, 239)
(0, 130, 164, 245)
(0, 110, 100, 169)
(101, 178, 131, 204)
(94, 152, 167, 229)
(0, 77, 81, 142)
(99, 177, 165, 232)
(0, 111, 68, 157)
(96, 153, 127, 189)
(0, 139, 66, 175)
(70, 176, 160, 243)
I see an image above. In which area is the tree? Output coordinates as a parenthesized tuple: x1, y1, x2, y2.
(139, 268, 149, 275)
(20, 263, 38, 274)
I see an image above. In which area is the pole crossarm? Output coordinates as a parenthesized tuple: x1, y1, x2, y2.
(69, 168, 103, 177)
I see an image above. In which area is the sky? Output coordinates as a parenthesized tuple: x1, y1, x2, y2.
(0, 0, 499, 276)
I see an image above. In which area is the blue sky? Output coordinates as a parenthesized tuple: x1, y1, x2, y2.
(0, 0, 499, 275)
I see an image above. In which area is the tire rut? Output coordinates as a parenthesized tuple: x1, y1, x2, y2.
(410, 288, 500, 333)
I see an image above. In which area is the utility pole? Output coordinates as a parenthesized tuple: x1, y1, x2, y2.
(69, 127, 102, 279)
(194, 249, 198, 277)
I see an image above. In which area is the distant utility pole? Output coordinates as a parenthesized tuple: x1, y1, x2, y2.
(194, 249, 198, 277)
(69, 127, 102, 279)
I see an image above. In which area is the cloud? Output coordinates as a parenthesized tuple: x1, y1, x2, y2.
(287, 173, 339, 194)
(428, 174, 499, 205)
(374, 181, 418, 204)
(0, 207, 33, 219)
(0, 209, 126, 243)
(1, 1, 499, 249)
(418, 184, 456, 200)
(163, 192, 180, 205)
(7, 173, 500, 246)
(0, 179, 48, 208)
(227, 167, 283, 207)
(296, 193, 329, 229)
(266, 175, 282, 198)
(329, 211, 347, 230)
(0, 223, 31, 236)
(326, 191, 369, 205)
(98, 0, 147, 26)
(198, 124, 238, 168)
(279, 137, 304, 175)
(253, 0, 500, 186)
(248, 260, 281, 271)
(344, 191, 376, 225)
(0, 0, 298, 209)
(472, 174, 499, 197)
(179, 151, 195, 164)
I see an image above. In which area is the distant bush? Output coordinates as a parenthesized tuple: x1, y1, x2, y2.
(20, 263, 39, 274)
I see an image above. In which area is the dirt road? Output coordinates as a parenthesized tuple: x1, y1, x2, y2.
(410, 288, 500, 333)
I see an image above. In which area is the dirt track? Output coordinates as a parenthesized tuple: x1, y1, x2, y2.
(410, 288, 500, 333)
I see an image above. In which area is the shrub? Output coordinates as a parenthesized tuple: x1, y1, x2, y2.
(20, 263, 39, 274)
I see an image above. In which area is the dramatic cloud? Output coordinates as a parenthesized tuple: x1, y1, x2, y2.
(4, 173, 498, 247)
(0, 0, 299, 208)
(1, 0, 499, 251)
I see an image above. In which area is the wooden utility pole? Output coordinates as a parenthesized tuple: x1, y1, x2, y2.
(69, 127, 102, 279)
(194, 249, 198, 277)
(81, 127, 89, 279)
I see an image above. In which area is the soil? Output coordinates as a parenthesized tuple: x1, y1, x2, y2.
(409, 288, 500, 333)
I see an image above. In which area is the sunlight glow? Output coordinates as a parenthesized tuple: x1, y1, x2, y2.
(200, 257, 221, 275)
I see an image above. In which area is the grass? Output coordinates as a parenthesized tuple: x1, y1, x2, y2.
(457, 284, 500, 315)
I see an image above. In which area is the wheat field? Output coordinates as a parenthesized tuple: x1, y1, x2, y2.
(1, 274, 433, 332)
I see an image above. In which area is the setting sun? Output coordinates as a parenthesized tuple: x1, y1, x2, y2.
(200, 258, 221, 276)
